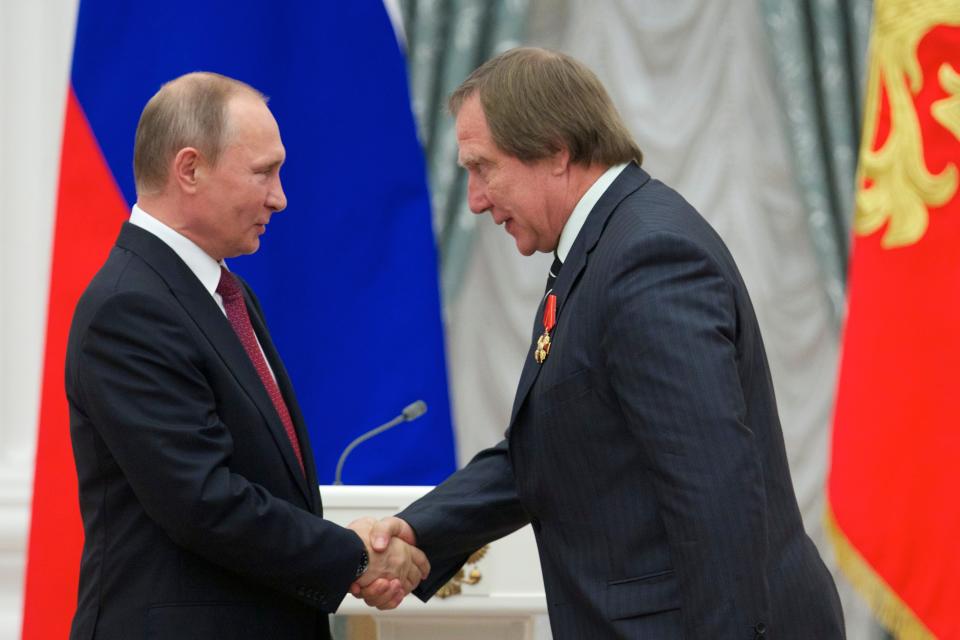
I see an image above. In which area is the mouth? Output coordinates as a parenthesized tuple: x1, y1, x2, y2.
(489, 209, 517, 235)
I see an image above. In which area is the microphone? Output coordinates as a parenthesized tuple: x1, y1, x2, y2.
(333, 400, 428, 485)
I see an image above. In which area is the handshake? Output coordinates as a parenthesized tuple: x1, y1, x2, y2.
(346, 516, 428, 610)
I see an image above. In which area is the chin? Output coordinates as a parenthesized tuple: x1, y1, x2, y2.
(508, 230, 537, 256)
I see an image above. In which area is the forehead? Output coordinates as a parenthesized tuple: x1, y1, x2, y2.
(225, 96, 278, 137)
(224, 95, 285, 157)
(455, 95, 496, 164)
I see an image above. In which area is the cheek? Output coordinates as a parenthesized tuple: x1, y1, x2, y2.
(232, 182, 262, 211)
(481, 180, 499, 205)
(487, 178, 517, 210)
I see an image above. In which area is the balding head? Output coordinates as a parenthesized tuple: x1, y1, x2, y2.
(133, 72, 266, 195)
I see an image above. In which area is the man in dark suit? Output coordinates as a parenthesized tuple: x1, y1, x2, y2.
(356, 48, 845, 638)
(65, 72, 427, 639)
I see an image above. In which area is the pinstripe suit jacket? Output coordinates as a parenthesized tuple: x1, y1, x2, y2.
(400, 164, 845, 639)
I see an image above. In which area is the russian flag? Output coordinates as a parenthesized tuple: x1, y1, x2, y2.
(23, 1, 456, 637)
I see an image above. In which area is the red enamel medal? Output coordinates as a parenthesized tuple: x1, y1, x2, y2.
(534, 294, 557, 364)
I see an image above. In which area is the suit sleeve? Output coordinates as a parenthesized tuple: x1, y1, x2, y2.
(602, 230, 770, 636)
(72, 290, 365, 612)
(398, 439, 530, 599)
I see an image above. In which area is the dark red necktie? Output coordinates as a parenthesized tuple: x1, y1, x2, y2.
(217, 267, 305, 476)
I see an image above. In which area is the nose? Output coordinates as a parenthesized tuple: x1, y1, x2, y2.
(267, 174, 287, 212)
(466, 173, 491, 214)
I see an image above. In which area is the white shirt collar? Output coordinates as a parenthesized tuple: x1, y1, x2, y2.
(129, 205, 276, 375)
(129, 204, 225, 301)
(555, 163, 629, 263)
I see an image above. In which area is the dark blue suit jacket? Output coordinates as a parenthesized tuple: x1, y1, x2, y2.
(65, 223, 365, 639)
(400, 165, 845, 639)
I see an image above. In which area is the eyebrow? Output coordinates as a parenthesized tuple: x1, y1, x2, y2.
(459, 156, 485, 169)
(256, 157, 285, 172)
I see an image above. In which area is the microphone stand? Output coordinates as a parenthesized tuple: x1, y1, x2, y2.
(333, 401, 427, 485)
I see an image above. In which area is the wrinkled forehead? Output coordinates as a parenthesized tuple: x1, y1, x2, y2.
(454, 96, 493, 166)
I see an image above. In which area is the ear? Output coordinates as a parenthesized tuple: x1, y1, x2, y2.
(172, 147, 202, 194)
(549, 146, 571, 176)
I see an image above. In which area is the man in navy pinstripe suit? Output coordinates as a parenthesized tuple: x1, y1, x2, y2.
(357, 48, 845, 638)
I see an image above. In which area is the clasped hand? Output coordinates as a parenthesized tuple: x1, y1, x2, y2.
(346, 516, 426, 610)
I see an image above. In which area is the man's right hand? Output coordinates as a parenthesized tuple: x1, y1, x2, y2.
(347, 517, 428, 610)
(369, 516, 417, 552)
(347, 516, 422, 609)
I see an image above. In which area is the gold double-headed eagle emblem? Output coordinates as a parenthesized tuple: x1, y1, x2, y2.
(855, 0, 960, 248)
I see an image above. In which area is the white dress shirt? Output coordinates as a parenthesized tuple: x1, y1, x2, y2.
(129, 204, 227, 313)
(556, 162, 629, 262)
(129, 204, 276, 379)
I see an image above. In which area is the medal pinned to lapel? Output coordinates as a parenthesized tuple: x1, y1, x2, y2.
(534, 294, 557, 364)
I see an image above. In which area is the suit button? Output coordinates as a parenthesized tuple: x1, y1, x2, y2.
(754, 622, 767, 637)
(530, 518, 542, 533)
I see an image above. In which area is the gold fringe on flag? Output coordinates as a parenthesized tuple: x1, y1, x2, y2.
(825, 505, 936, 639)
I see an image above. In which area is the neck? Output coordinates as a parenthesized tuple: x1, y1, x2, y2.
(551, 162, 609, 239)
(570, 163, 609, 202)
(136, 193, 178, 227)
(136, 194, 224, 262)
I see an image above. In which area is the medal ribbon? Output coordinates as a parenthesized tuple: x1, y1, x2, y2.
(543, 294, 556, 333)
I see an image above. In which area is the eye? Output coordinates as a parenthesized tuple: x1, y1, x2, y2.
(465, 161, 489, 181)
(255, 162, 282, 176)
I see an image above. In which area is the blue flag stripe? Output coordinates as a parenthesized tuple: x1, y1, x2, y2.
(71, 0, 456, 484)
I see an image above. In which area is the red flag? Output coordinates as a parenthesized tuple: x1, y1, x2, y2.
(21, 89, 127, 639)
(23, 2, 455, 634)
(828, 2, 960, 638)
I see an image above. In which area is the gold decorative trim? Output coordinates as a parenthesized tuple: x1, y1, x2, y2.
(436, 545, 488, 599)
(824, 504, 935, 639)
(932, 63, 960, 141)
(854, 1, 960, 248)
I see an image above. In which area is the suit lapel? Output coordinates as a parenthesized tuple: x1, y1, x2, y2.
(508, 293, 553, 425)
(116, 224, 313, 505)
(508, 164, 651, 428)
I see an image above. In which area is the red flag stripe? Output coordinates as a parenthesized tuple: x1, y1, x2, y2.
(21, 86, 128, 640)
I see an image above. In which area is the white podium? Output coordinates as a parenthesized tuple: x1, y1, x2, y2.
(321, 486, 549, 640)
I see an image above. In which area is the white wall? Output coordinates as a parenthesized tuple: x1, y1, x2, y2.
(0, 0, 79, 635)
